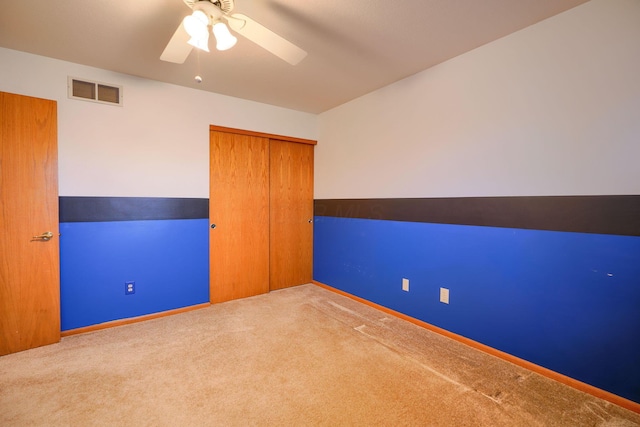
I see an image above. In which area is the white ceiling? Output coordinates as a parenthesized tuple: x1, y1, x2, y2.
(0, 0, 589, 113)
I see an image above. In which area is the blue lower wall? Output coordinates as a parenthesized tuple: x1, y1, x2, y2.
(60, 219, 209, 330)
(313, 216, 640, 403)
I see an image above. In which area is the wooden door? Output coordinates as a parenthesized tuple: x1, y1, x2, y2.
(0, 92, 60, 355)
(269, 139, 314, 290)
(209, 131, 270, 303)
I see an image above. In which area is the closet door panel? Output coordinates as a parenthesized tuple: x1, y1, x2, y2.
(210, 131, 269, 303)
(269, 139, 314, 290)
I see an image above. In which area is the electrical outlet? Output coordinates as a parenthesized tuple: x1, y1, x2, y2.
(125, 281, 135, 295)
(440, 287, 449, 304)
(402, 278, 409, 292)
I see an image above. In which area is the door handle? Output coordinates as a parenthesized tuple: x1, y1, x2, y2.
(32, 231, 53, 241)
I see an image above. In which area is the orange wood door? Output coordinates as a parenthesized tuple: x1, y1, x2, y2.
(269, 139, 314, 291)
(209, 131, 270, 303)
(0, 92, 60, 355)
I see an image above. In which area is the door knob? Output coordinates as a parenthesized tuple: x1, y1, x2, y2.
(308, 218, 313, 223)
(32, 231, 53, 241)
(210, 224, 216, 229)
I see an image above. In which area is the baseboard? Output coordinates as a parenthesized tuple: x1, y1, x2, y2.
(60, 303, 211, 338)
(312, 280, 640, 414)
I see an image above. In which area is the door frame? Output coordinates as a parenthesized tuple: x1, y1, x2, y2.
(209, 125, 317, 146)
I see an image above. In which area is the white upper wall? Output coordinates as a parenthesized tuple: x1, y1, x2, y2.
(316, 0, 640, 199)
(0, 48, 317, 198)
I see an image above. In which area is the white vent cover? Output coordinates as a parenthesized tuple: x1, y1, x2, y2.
(68, 77, 123, 106)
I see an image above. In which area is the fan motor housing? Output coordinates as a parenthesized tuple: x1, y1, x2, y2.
(183, 0, 234, 14)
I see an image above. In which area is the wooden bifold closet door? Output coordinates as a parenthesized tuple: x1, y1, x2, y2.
(209, 127, 315, 304)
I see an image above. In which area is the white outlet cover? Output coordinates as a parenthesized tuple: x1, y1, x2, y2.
(440, 287, 450, 304)
(402, 278, 409, 292)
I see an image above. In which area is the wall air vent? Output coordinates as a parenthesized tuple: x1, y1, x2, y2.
(68, 77, 123, 106)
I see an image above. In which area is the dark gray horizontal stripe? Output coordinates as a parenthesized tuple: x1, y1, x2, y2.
(60, 197, 209, 222)
(314, 196, 640, 236)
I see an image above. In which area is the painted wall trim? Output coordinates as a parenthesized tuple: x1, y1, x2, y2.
(210, 125, 317, 145)
(314, 196, 640, 236)
(59, 197, 209, 222)
(312, 280, 640, 414)
(60, 302, 211, 337)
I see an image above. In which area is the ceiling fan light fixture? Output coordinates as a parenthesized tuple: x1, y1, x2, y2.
(160, 0, 307, 65)
(212, 21, 237, 51)
(183, 11, 210, 52)
(183, 11, 208, 38)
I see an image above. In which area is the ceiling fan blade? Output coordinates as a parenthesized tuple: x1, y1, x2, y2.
(160, 22, 193, 64)
(228, 13, 307, 65)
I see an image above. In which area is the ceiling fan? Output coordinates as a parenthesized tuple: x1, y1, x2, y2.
(160, 0, 307, 65)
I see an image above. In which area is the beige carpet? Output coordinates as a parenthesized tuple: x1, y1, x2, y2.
(1, 284, 639, 426)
